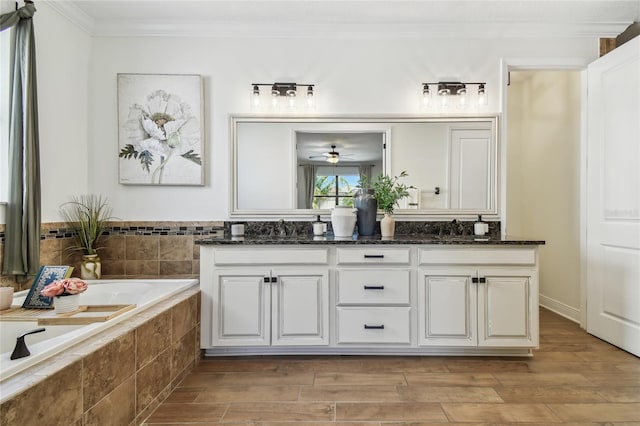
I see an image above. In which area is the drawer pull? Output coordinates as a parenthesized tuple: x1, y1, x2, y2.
(364, 324, 385, 330)
(364, 285, 385, 290)
(364, 254, 385, 259)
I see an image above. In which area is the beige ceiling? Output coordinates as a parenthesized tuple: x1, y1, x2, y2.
(48, 0, 640, 37)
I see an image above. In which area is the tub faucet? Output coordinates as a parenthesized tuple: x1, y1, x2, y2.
(11, 328, 45, 360)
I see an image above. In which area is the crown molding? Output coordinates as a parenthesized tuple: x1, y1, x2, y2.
(43, 2, 631, 40)
(90, 21, 632, 39)
(43, 0, 95, 35)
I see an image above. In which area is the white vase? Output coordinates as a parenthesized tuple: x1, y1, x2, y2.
(81, 254, 101, 280)
(331, 206, 357, 237)
(380, 213, 395, 237)
(0, 287, 14, 311)
(54, 294, 80, 314)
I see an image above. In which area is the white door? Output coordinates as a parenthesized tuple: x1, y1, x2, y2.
(449, 128, 492, 209)
(586, 37, 640, 356)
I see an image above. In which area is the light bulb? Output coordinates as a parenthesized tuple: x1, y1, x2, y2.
(457, 87, 467, 109)
(422, 84, 431, 108)
(306, 86, 315, 109)
(286, 89, 297, 109)
(478, 84, 487, 106)
(438, 86, 450, 108)
(326, 156, 339, 164)
(251, 85, 261, 109)
(440, 91, 449, 107)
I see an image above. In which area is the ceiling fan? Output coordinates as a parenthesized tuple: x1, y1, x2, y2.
(308, 145, 352, 164)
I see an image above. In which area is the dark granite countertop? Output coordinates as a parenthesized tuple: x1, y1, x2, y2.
(195, 234, 545, 245)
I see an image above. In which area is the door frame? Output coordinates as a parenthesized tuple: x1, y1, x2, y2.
(500, 57, 590, 328)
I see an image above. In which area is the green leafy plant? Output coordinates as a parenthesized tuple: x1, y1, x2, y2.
(372, 171, 412, 215)
(60, 195, 115, 256)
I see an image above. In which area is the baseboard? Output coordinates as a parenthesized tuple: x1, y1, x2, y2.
(539, 294, 580, 323)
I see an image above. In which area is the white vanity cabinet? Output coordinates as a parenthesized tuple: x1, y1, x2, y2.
(418, 247, 539, 349)
(335, 247, 412, 345)
(202, 248, 329, 347)
(200, 242, 540, 356)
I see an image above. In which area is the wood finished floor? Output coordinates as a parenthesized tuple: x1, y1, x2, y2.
(144, 308, 640, 425)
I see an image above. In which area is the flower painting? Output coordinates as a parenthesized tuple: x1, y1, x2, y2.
(118, 74, 204, 185)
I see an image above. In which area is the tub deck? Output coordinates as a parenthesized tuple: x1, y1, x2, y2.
(0, 304, 136, 324)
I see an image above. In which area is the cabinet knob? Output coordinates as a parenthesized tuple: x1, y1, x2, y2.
(364, 254, 384, 259)
(364, 285, 385, 290)
(364, 324, 385, 330)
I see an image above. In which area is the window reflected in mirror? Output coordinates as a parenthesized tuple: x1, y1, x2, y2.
(296, 131, 384, 209)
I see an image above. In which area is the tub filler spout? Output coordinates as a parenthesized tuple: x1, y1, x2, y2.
(10, 328, 45, 360)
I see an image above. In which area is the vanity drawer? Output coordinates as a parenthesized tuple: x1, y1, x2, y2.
(337, 307, 411, 344)
(419, 247, 536, 266)
(336, 248, 410, 265)
(336, 269, 410, 305)
(214, 248, 328, 265)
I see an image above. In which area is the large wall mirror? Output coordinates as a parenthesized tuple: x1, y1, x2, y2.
(231, 115, 499, 219)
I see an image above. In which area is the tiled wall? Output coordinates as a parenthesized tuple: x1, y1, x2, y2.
(0, 222, 223, 291)
(0, 289, 200, 425)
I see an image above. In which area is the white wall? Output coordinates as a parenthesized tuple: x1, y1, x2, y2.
(2, 3, 602, 224)
(507, 71, 582, 316)
(85, 35, 597, 221)
(0, 3, 92, 224)
(38, 5, 92, 222)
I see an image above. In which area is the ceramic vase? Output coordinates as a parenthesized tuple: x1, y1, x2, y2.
(380, 213, 395, 238)
(331, 206, 357, 237)
(54, 294, 80, 314)
(354, 189, 377, 236)
(0, 286, 14, 311)
(81, 254, 101, 280)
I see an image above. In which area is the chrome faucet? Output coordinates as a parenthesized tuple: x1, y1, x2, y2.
(450, 219, 458, 236)
(278, 219, 287, 237)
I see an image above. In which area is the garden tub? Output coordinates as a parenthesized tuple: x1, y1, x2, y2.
(0, 279, 198, 384)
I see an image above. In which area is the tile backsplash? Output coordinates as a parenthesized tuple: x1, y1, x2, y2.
(0, 222, 223, 290)
(1, 219, 500, 290)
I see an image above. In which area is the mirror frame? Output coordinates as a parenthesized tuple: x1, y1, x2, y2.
(230, 114, 500, 220)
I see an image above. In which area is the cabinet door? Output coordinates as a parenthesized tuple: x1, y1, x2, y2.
(419, 268, 477, 346)
(477, 269, 538, 347)
(212, 269, 271, 346)
(271, 267, 329, 346)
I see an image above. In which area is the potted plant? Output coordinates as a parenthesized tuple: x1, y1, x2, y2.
(40, 277, 88, 314)
(61, 195, 114, 279)
(372, 171, 411, 237)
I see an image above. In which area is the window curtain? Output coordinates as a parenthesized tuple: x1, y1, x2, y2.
(359, 165, 372, 186)
(1, 1, 41, 278)
(303, 165, 317, 209)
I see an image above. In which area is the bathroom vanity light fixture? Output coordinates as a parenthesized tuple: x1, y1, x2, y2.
(251, 82, 315, 111)
(421, 82, 487, 109)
